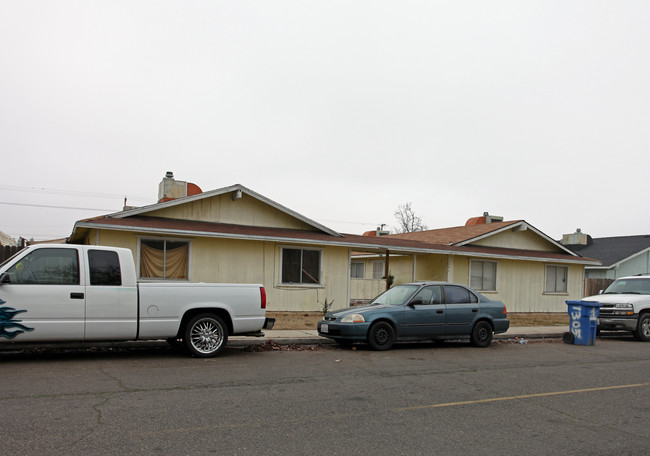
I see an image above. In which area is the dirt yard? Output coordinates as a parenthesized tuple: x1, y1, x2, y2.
(268, 311, 570, 330)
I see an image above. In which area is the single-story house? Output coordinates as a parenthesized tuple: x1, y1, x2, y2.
(69, 174, 599, 313)
(561, 230, 650, 295)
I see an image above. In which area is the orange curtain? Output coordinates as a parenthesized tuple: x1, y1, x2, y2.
(140, 243, 165, 278)
(165, 244, 188, 279)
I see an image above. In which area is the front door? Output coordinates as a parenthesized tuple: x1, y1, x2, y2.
(0, 247, 85, 342)
(404, 285, 446, 337)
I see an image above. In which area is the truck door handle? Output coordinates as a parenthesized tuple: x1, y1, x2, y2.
(70, 293, 85, 300)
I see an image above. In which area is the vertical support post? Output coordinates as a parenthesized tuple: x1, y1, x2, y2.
(385, 250, 390, 290)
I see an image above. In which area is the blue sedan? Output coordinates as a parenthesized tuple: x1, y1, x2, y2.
(317, 282, 509, 350)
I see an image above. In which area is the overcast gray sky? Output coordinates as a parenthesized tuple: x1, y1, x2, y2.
(1, 1, 648, 242)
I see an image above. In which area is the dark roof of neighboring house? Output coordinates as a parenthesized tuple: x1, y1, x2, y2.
(565, 235, 650, 268)
(72, 216, 599, 265)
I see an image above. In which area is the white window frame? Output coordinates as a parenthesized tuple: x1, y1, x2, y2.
(469, 260, 497, 292)
(545, 264, 568, 294)
(279, 246, 323, 287)
(137, 237, 192, 281)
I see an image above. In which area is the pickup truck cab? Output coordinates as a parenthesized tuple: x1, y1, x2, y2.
(582, 275, 650, 341)
(0, 244, 274, 357)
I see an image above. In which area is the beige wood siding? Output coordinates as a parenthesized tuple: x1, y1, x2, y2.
(414, 254, 449, 282)
(147, 193, 317, 231)
(350, 279, 386, 301)
(471, 228, 561, 252)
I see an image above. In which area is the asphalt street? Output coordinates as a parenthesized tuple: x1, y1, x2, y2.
(1, 337, 648, 455)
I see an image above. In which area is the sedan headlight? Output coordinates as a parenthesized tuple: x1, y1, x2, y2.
(341, 313, 365, 323)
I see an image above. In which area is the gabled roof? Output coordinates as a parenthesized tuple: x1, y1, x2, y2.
(566, 235, 650, 269)
(386, 220, 579, 257)
(72, 216, 599, 265)
(93, 183, 342, 237)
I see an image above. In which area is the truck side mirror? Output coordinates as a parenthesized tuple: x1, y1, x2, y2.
(0, 273, 10, 284)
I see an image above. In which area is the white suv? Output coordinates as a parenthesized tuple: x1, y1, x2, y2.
(583, 275, 650, 341)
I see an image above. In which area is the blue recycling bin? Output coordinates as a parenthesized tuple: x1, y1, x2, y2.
(564, 300, 601, 345)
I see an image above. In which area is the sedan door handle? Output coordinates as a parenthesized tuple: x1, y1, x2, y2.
(70, 292, 85, 300)
(436, 310, 444, 314)
(472, 308, 478, 312)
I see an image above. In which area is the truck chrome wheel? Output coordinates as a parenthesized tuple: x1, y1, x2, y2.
(184, 314, 228, 357)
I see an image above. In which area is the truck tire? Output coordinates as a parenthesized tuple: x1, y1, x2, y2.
(633, 313, 650, 342)
(184, 313, 228, 357)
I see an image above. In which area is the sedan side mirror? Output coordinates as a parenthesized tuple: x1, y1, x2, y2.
(0, 273, 10, 284)
(408, 298, 424, 306)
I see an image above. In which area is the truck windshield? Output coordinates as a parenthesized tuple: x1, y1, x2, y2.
(370, 285, 420, 306)
(604, 278, 650, 295)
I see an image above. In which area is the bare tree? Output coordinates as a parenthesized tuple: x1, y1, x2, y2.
(394, 202, 428, 233)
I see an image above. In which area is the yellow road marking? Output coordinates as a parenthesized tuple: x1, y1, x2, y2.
(398, 382, 650, 411)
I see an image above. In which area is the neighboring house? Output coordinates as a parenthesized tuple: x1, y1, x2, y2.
(562, 230, 650, 296)
(352, 216, 600, 312)
(0, 230, 19, 263)
(68, 174, 598, 312)
(0, 230, 16, 248)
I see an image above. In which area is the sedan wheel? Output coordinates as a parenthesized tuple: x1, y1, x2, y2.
(470, 321, 493, 347)
(367, 321, 396, 351)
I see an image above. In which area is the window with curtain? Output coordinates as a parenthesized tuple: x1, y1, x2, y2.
(372, 260, 385, 279)
(350, 261, 365, 279)
(470, 260, 497, 291)
(140, 239, 189, 280)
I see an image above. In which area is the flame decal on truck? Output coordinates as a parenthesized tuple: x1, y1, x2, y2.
(0, 299, 34, 339)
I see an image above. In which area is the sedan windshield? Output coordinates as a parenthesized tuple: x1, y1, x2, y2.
(604, 278, 650, 295)
(370, 285, 420, 306)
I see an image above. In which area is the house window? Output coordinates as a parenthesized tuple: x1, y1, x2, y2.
(470, 260, 497, 291)
(351, 261, 365, 279)
(140, 239, 190, 280)
(372, 260, 385, 279)
(281, 248, 321, 285)
(545, 265, 568, 293)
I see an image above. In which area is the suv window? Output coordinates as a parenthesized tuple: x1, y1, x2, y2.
(89, 250, 122, 286)
(5, 248, 79, 285)
(604, 278, 650, 295)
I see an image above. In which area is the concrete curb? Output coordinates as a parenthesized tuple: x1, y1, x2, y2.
(0, 327, 568, 353)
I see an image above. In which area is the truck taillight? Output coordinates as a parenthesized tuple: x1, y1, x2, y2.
(260, 287, 267, 309)
(503, 305, 507, 316)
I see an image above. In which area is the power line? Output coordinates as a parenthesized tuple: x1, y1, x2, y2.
(0, 201, 117, 212)
(0, 184, 153, 203)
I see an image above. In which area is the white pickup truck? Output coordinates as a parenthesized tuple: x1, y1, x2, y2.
(0, 244, 274, 357)
(583, 275, 650, 342)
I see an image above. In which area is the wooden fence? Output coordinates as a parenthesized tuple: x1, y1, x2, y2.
(1, 245, 24, 263)
(584, 278, 614, 297)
